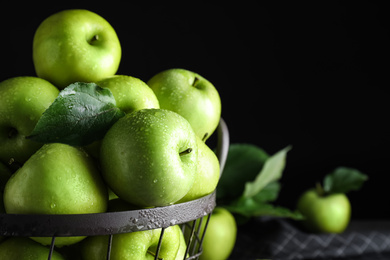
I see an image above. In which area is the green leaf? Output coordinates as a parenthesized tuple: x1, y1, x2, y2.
(323, 167, 368, 194)
(27, 82, 125, 146)
(243, 146, 291, 198)
(217, 144, 298, 221)
(252, 181, 281, 203)
(225, 196, 303, 220)
(217, 144, 269, 203)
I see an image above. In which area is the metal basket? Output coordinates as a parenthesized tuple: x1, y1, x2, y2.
(0, 119, 229, 260)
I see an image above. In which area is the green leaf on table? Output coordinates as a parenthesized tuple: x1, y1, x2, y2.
(27, 82, 125, 146)
(323, 167, 368, 195)
(217, 144, 269, 203)
(243, 146, 291, 198)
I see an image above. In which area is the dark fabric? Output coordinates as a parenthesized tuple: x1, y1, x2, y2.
(229, 217, 390, 260)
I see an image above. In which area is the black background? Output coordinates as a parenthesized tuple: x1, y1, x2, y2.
(1, 2, 389, 219)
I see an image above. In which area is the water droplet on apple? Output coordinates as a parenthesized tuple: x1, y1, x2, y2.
(153, 179, 158, 183)
(136, 225, 144, 230)
(50, 203, 56, 209)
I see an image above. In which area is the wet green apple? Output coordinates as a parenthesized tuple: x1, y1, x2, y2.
(296, 188, 351, 233)
(81, 225, 185, 260)
(147, 68, 221, 141)
(0, 76, 59, 164)
(0, 237, 65, 260)
(100, 108, 197, 207)
(84, 75, 160, 158)
(97, 75, 159, 113)
(177, 136, 220, 203)
(3, 143, 108, 246)
(33, 9, 121, 89)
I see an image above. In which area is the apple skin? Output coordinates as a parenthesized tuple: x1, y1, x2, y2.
(33, 9, 121, 89)
(185, 207, 236, 260)
(97, 75, 160, 114)
(0, 161, 12, 192)
(0, 161, 11, 240)
(0, 76, 59, 164)
(0, 237, 65, 260)
(177, 136, 220, 203)
(80, 225, 185, 260)
(3, 143, 108, 246)
(147, 68, 221, 141)
(84, 75, 160, 158)
(296, 189, 351, 233)
(100, 108, 197, 207)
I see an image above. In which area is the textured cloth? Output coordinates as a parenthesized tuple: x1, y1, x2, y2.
(229, 217, 390, 260)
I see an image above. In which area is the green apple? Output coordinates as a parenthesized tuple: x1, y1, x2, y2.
(0, 76, 59, 164)
(81, 225, 185, 260)
(0, 161, 12, 192)
(100, 108, 197, 207)
(97, 75, 159, 113)
(84, 75, 160, 159)
(33, 9, 121, 89)
(200, 207, 237, 260)
(3, 143, 108, 246)
(0, 162, 11, 240)
(186, 207, 237, 260)
(296, 188, 351, 233)
(147, 68, 221, 141)
(0, 237, 65, 260)
(177, 136, 220, 203)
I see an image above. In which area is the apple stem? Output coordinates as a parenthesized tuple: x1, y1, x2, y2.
(179, 148, 193, 156)
(89, 35, 99, 45)
(192, 77, 200, 87)
(316, 182, 325, 197)
(8, 128, 18, 139)
(8, 157, 22, 172)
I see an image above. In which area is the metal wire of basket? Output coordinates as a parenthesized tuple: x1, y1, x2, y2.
(0, 118, 229, 260)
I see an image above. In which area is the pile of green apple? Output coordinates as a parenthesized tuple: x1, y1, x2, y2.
(0, 9, 229, 260)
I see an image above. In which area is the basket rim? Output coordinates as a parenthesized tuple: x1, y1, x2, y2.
(0, 192, 216, 237)
(0, 118, 229, 237)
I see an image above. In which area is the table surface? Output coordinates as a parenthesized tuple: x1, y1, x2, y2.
(228, 217, 390, 260)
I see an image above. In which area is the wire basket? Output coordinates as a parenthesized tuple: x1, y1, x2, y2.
(0, 118, 229, 260)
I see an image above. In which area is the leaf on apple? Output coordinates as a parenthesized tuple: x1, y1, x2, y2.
(27, 82, 125, 146)
(322, 167, 368, 195)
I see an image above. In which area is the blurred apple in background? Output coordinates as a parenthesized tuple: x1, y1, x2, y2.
(296, 189, 351, 234)
(296, 167, 368, 234)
